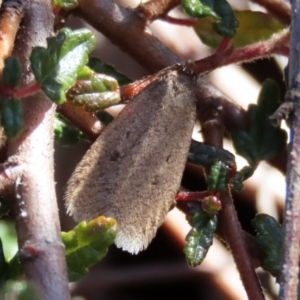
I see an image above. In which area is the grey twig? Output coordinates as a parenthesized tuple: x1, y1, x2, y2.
(8, 0, 70, 298)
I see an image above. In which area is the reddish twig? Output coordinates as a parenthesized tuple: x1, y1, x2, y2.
(193, 29, 290, 75)
(176, 191, 213, 201)
(214, 37, 233, 54)
(57, 102, 105, 140)
(200, 117, 265, 300)
(162, 15, 196, 27)
(218, 190, 265, 300)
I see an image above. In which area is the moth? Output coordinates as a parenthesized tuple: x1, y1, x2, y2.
(65, 65, 197, 254)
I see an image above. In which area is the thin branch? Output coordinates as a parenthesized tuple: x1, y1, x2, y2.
(0, 0, 24, 74)
(279, 0, 300, 297)
(218, 190, 265, 300)
(75, 0, 182, 72)
(9, 0, 70, 298)
(193, 29, 290, 75)
(136, 0, 180, 22)
(250, 0, 290, 25)
(200, 119, 265, 300)
(57, 102, 105, 140)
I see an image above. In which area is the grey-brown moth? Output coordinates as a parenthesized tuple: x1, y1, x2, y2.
(65, 65, 197, 254)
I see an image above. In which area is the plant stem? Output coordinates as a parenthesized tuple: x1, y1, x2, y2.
(193, 29, 290, 75)
(13, 82, 41, 99)
(200, 118, 265, 300)
(57, 101, 105, 140)
(279, 0, 300, 298)
(8, 0, 70, 298)
(136, 0, 180, 22)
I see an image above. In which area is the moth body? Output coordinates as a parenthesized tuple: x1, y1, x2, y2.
(65, 66, 197, 254)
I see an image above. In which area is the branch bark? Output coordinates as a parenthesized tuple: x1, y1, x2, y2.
(279, 0, 300, 298)
(7, 0, 70, 298)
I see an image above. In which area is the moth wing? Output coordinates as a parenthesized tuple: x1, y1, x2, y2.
(65, 70, 196, 254)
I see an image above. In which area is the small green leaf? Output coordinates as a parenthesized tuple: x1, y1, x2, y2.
(207, 161, 228, 191)
(54, 114, 85, 145)
(194, 10, 284, 48)
(2, 57, 22, 87)
(188, 140, 235, 168)
(181, 0, 238, 37)
(184, 210, 217, 267)
(251, 213, 282, 276)
(67, 73, 120, 112)
(87, 57, 132, 86)
(232, 79, 287, 166)
(30, 28, 96, 104)
(0, 97, 23, 138)
(230, 166, 254, 191)
(53, 0, 78, 10)
(62, 216, 117, 282)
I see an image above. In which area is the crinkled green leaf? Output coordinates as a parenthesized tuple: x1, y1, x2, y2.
(0, 97, 23, 138)
(184, 210, 217, 267)
(206, 161, 228, 191)
(30, 28, 96, 104)
(232, 79, 287, 166)
(230, 165, 254, 191)
(54, 114, 85, 145)
(67, 72, 120, 112)
(194, 10, 284, 48)
(0, 280, 40, 300)
(181, 0, 238, 37)
(53, 0, 78, 10)
(87, 57, 132, 86)
(188, 140, 235, 168)
(2, 57, 22, 87)
(62, 216, 117, 282)
(251, 213, 282, 276)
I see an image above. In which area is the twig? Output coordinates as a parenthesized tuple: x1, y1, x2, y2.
(200, 118, 265, 300)
(193, 29, 290, 75)
(136, 0, 180, 22)
(218, 190, 265, 300)
(9, 0, 70, 298)
(57, 102, 105, 140)
(75, 0, 182, 72)
(250, 0, 290, 25)
(0, 0, 24, 74)
(279, 0, 300, 297)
